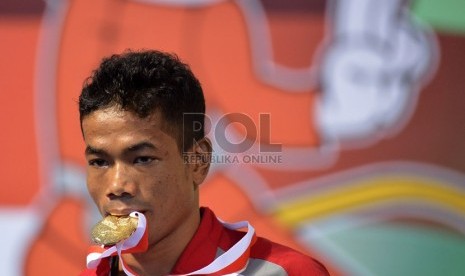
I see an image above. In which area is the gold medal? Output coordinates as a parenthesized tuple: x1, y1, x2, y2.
(91, 215, 139, 246)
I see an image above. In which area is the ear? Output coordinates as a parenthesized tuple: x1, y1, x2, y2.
(188, 137, 212, 187)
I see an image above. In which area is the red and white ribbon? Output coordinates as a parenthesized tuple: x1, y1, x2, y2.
(172, 219, 256, 276)
(86, 213, 256, 276)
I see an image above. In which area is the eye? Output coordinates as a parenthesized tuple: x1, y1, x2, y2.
(88, 158, 109, 168)
(134, 156, 155, 165)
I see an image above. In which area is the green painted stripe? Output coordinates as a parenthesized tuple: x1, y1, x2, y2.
(412, 0, 465, 34)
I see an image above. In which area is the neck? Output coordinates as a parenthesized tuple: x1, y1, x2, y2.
(120, 208, 201, 276)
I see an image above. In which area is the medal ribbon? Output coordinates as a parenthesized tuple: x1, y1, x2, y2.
(171, 219, 257, 276)
(86, 213, 257, 276)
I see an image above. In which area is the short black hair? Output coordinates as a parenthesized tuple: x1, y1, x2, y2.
(79, 49, 205, 152)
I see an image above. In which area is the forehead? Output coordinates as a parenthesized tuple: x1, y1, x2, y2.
(83, 106, 160, 128)
(81, 107, 171, 147)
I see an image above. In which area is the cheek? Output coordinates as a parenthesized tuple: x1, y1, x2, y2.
(86, 174, 103, 202)
(142, 174, 175, 196)
(139, 172, 185, 203)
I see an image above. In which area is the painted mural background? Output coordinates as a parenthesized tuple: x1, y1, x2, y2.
(1, 0, 465, 275)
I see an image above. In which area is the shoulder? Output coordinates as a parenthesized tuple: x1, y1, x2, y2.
(248, 236, 330, 276)
(210, 208, 329, 275)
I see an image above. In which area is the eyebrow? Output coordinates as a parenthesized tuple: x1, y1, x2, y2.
(85, 141, 158, 156)
(85, 145, 105, 155)
(125, 142, 157, 153)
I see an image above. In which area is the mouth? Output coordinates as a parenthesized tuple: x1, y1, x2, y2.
(105, 209, 147, 217)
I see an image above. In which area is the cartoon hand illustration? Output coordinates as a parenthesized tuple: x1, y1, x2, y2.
(316, 0, 437, 146)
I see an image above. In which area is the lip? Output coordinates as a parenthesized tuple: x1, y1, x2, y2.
(105, 208, 147, 217)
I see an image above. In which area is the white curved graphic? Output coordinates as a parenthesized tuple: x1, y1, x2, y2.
(316, 0, 438, 147)
(0, 1, 96, 275)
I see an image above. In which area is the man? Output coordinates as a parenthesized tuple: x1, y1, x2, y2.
(79, 49, 329, 275)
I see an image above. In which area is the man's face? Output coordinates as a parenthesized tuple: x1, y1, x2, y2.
(82, 106, 200, 247)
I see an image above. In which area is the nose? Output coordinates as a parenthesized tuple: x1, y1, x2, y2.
(106, 162, 137, 199)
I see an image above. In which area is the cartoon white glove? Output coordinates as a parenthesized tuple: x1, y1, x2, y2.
(316, 0, 437, 146)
